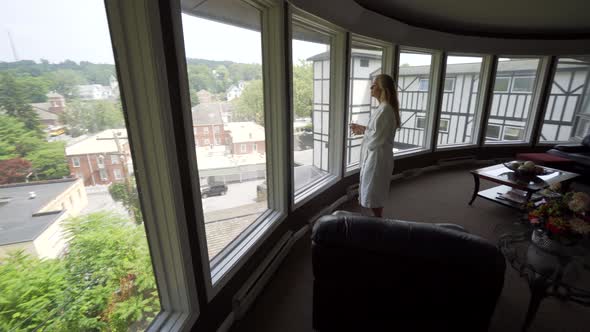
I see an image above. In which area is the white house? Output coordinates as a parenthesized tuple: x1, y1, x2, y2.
(226, 81, 246, 101)
(76, 84, 113, 100)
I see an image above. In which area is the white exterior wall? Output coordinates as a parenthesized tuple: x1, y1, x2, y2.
(33, 213, 69, 259)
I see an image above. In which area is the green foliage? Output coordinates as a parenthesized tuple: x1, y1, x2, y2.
(109, 178, 143, 225)
(0, 115, 68, 180)
(44, 69, 88, 97)
(233, 80, 264, 124)
(0, 73, 42, 133)
(292, 61, 314, 118)
(0, 212, 160, 331)
(61, 100, 125, 137)
(27, 142, 69, 180)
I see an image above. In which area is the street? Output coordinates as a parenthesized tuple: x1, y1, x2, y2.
(201, 179, 265, 214)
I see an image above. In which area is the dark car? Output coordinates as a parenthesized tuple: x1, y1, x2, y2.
(200, 184, 228, 198)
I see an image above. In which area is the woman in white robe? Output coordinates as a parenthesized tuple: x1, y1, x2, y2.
(350, 74, 400, 217)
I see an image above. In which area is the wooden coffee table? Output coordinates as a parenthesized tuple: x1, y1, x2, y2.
(469, 162, 579, 210)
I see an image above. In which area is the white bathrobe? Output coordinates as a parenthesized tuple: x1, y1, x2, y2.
(359, 102, 397, 208)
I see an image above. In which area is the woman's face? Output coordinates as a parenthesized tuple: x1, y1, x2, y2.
(370, 79, 381, 99)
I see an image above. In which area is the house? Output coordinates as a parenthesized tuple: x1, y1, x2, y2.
(225, 121, 266, 155)
(0, 178, 87, 260)
(226, 81, 246, 101)
(76, 84, 113, 100)
(192, 102, 232, 147)
(196, 89, 215, 103)
(30, 92, 66, 127)
(65, 129, 130, 186)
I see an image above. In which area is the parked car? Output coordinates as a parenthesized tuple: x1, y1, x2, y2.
(200, 183, 228, 198)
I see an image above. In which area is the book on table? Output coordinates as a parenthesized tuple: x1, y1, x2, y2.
(497, 188, 542, 204)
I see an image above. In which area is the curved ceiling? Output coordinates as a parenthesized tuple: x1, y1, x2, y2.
(354, 0, 590, 39)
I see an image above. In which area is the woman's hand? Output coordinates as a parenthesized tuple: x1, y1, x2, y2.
(349, 123, 366, 135)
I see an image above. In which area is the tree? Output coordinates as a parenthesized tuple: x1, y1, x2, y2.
(292, 61, 314, 118)
(61, 100, 125, 137)
(189, 88, 200, 107)
(27, 142, 69, 180)
(44, 69, 87, 97)
(0, 158, 32, 184)
(0, 73, 42, 133)
(109, 178, 143, 225)
(232, 80, 264, 124)
(0, 212, 159, 331)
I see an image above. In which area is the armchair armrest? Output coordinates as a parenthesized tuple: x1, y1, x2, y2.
(554, 144, 590, 153)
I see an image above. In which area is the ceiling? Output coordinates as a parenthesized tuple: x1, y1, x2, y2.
(354, 0, 590, 39)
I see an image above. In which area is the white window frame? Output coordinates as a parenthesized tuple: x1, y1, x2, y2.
(106, 0, 200, 330)
(291, 8, 346, 208)
(443, 77, 455, 92)
(485, 56, 550, 146)
(511, 76, 535, 93)
(72, 157, 80, 168)
(438, 118, 450, 133)
(359, 58, 369, 67)
(111, 154, 120, 164)
(114, 168, 123, 180)
(493, 76, 511, 92)
(486, 124, 502, 140)
(415, 116, 426, 129)
(99, 168, 108, 181)
(344, 33, 394, 175)
(203, 126, 209, 134)
(503, 126, 525, 141)
(253, 143, 257, 151)
(97, 155, 105, 167)
(176, 0, 289, 301)
(418, 78, 429, 91)
(240, 143, 247, 153)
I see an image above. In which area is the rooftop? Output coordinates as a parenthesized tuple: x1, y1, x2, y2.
(65, 129, 128, 156)
(0, 179, 77, 246)
(192, 102, 232, 125)
(226, 121, 265, 143)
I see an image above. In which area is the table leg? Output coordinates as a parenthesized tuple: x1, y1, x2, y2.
(522, 276, 547, 332)
(468, 173, 480, 205)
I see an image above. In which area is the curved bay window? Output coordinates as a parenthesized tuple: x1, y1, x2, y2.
(540, 56, 590, 143)
(485, 57, 541, 143)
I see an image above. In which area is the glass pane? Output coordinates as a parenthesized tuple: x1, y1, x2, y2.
(540, 56, 590, 143)
(181, 4, 269, 261)
(0, 1, 160, 330)
(485, 57, 541, 143)
(345, 43, 383, 170)
(437, 56, 483, 147)
(292, 23, 331, 194)
(397, 51, 433, 152)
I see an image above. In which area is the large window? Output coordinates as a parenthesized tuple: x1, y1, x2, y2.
(181, 5, 270, 263)
(0, 1, 159, 330)
(345, 38, 386, 171)
(540, 56, 590, 143)
(485, 57, 541, 143)
(292, 21, 332, 195)
(396, 50, 434, 153)
(437, 56, 485, 147)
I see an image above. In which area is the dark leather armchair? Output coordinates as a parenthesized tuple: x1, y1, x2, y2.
(548, 134, 590, 174)
(312, 212, 505, 332)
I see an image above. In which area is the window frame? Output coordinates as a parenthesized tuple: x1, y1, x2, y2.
(443, 77, 455, 92)
(418, 78, 429, 91)
(503, 125, 525, 140)
(99, 168, 109, 181)
(493, 76, 511, 92)
(72, 157, 80, 168)
(415, 116, 426, 129)
(111, 154, 120, 164)
(438, 118, 450, 133)
(485, 124, 502, 140)
(435, 53, 491, 150)
(511, 75, 535, 93)
(114, 168, 123, 180)
(344, 33, 394, 175)
(290, 7, 346, 209)
(484, 56, 552, 146)
(359, 58, 369, 67)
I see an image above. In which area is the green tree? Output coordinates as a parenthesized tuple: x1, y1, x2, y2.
(0, 73, 42, 133)
(27, 142, 69, 180)
(109, 178, 143, 225)
(232, 80, 264, 124)
(0, 115, 43, 160)
(61, 100, 125, 137)
(44, 69, 87, 97)
(292, 61, 314, 118)
(0, 212, 160, 331)
(189, 88, 200, 107)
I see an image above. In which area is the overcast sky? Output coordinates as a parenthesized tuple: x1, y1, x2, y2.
(1, 1, 483, 67)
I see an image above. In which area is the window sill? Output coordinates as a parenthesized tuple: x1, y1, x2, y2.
(435, 143, 478, 151)
(394, 147, 431, 160)
(293, 174, 340, 210)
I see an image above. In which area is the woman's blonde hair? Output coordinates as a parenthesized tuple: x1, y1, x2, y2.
(375, 74, 401, 127)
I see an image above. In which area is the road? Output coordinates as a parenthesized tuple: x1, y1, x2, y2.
(81, 185, 128, 217)
(201, 179, 265, 214)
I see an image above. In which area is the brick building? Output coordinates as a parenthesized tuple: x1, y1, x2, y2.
(225, 122, 266, 155)
(30, 92, 66, 127)
(192, 102, 232, 147)
(65, 129, 130, 186)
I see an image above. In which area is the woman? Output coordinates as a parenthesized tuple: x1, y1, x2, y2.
(350, 74, 400, 217)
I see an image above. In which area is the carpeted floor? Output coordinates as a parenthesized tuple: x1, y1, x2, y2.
(231, 164, 590, 332)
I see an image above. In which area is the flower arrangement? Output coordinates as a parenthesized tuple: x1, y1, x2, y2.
(527, 191, 590, 239)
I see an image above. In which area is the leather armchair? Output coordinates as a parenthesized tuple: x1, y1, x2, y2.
(312, 212, 505, 332)
(548, 134, 590, 173)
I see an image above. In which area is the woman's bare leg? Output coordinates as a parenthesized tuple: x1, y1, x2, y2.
(371, 207, 383, 218)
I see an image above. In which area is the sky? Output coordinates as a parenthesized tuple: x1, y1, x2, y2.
(0, 0, 482, 67)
